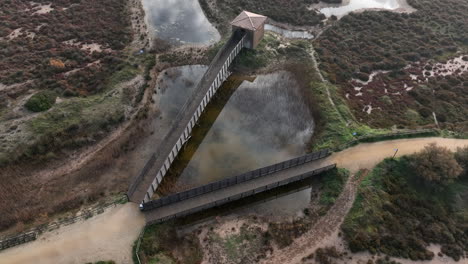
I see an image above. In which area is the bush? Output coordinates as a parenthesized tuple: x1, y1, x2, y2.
(319, 168, 349, 206)
(25, 91, 57, 112)
(411, 143, 462, 186)
(455, 146, 468, 178)
(343, 156, 468, 261)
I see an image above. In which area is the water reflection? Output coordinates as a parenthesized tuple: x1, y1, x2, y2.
(154, 65, 207, 120)
(177, 71, 314, 187)
(142, 0, 220, 45)
(320, 0, 401, 17)
(175, 179, 319, 226)
(242, 188, 312, 220)
(154, 68, 315, 216)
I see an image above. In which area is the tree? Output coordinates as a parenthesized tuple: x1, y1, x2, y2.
(411, 143, 462, 186)
(454, 146, 468, 178)
(24, 90, 57, 112)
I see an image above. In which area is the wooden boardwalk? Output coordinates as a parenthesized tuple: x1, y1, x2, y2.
(128, 30, 246, 203)
(144, 150, 335, 224)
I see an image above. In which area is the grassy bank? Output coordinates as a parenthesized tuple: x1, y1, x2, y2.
(319, 168, 349, 207)
(309, 80, 390, 150)
(137, 222, 203, 264)
(343, 156, 468, 261)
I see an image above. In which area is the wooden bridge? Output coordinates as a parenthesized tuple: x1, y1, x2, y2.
(128, 29, 247, 203)
(126, 11, 336, 223)
(142, 150, 336, 223)
(127, 10, 273, 204)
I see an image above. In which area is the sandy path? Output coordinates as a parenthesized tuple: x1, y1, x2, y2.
(0, 203, 145, 264)
(262, 137, 468, 264)
(330, 137, 468, 173)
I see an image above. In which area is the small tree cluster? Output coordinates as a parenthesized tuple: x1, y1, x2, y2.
(24, 91, 57, 112)
(411, 143, 463, 186)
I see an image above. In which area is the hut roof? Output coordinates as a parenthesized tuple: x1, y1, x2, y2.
(230, 11, 267, 31)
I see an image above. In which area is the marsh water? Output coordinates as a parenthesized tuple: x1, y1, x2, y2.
(155, 67, 315, 217)
(319, 0, 404, 17)
(142, 0, 220, 45)
(154, 65, 207, 119)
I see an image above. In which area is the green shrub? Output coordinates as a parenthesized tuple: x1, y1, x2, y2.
(343, 156, 468, 261)
(319, 168, 349, 207)
(25, 91, 57, 112)
(455, 146, 468, 178)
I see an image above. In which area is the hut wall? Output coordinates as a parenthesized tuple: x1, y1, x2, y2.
(253, 24, 265, 48)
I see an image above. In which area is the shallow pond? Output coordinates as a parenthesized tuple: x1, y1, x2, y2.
(130, 65, 207, 172)
(154, 65, 207, 119)
(142, 0, 220, 45)
(159, 69, 316, 217)
(319, 0, 405, 18)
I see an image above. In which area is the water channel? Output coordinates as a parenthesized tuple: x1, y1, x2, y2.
(318, 0, 407, 18)
(142, 0, 220, 45)
(154, 66, 316, 219)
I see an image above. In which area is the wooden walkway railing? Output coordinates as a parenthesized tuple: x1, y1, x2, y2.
(142, 149, 330, 211)
(0, 232, 36, 251)
(146, 164, 336, 224)
(0, 195, 126, 252)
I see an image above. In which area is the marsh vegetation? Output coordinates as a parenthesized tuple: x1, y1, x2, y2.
(343, 145, 468, 261)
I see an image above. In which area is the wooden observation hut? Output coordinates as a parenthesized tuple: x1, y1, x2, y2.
(230, 11, 267, 49)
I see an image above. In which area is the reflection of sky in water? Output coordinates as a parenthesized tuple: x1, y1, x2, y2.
(177, 71, 315, 186)
(142, 0, 220, 44)
(239, 187, 313, 220)
(155, 65, 207, 120)
(175, 71, 315, 216)
(156, 69, 316, 217)
(320, 0, 401, 17)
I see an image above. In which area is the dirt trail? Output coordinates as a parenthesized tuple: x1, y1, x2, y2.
(330, 137, 467, 173)
(262, 137, 468, 264)
(0, 203, 145, 264)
